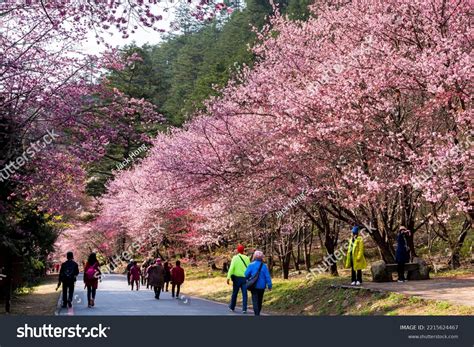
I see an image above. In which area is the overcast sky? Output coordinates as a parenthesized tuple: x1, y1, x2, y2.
(79, 27, 164, 55)
(78, 6, 177, 55)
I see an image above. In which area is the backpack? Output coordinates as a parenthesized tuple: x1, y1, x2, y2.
(63, 263, 75, 280)
(85, 264, 97, 281)
(246, 262, 264, 290)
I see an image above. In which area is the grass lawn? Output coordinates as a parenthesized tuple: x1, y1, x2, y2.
(0, 274, 59, 315)
(430, 267, 474, 278)
(182, 268, 474, 316)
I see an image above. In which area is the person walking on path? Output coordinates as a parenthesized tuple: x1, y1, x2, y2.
(345, 226, 367, 286)
(226, 244, 250, 313)
(130, 261, 141, 290)
(396, 226, 411, 282)
(147, 259, 165, 299)
(141, 261, 148, 286)
(84, 252, 101, 308)
(57, 251, 79, 308)
(244, 250, 272, 316)
(126, 259, 134, 286)
(171, 260, 185, 298)
(162, 261, 172, 292)
(144, 259, 153, 289)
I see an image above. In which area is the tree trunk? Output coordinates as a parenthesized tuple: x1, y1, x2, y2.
(400, 186, 418, 258)
(3, 255, 13, 313)
(296, 229, 303, 265)
(303, 226, 313, 272)
(268, 231, 274, 275)
(448, 220, 470, 269)
(448, 251, 461, 269)
(281, 253, 291, 279)
(267, 256, 274, 275)
(405, 232, 417, 260)
(303, 247, 311, 271)
(318, 208, 340, 276)
(222, 261, 229, 273)
(324, 231, 339, 276)
(291, 251, 300, 272)
(278, 238, 293, 280)
(370, 229, 396, 263)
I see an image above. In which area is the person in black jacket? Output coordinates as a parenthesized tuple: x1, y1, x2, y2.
(57, 252, 79, 308)
(126, 259, 134, 286)
(396, 227, 411, 282)
(162, 261, 172, 292)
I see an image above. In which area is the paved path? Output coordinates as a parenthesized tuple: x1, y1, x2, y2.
(361, 275, 474, 307)
(58, 274, 242, 316)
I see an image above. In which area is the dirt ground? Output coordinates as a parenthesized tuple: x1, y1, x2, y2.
(1, 274, 59, 315)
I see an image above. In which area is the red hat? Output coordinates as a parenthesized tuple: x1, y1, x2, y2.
(237, 244, 245, 254)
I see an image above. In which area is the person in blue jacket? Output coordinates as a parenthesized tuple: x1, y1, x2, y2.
(396, 226, 411, 282)
(244, 250, 272, 316)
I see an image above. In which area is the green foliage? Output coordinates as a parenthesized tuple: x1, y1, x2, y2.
(85, 0, 317, 196)
(106, 0, 299, 126)
(185, 273, 474, 315)
(285, 0, 314, 20)
(460, 230, 473, 258)
(85, 0, 291, 195)
(107, 45, 159, 100)
(0, 201, 60, 285)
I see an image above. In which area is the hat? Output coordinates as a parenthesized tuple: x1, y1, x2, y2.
(155, 258, 162, 264)
(352, 226, 360, 234)
(237, 244, 245, 254)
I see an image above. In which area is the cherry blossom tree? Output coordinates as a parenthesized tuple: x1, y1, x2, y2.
(90, 0, 472, 271)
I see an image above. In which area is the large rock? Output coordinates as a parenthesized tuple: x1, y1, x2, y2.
(371, 260, 391, 282)
(407, 257, 430, 280)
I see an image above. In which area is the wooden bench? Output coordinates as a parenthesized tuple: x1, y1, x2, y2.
(385, 263, 419, 274)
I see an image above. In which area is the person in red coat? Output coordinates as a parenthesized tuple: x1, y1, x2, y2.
(129, 261, 141, 291)
(84, 252, 101, 308)
(170, 260, 185, 298)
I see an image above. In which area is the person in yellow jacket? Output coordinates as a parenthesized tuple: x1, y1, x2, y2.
(345, 226, 367, 286)
(226, 244, 250, 313)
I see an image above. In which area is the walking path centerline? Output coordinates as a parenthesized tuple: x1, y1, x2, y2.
(58, 274, 244, 316)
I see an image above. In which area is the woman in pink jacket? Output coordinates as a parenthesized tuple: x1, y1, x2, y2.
(83, 253, 101, 308)
(129, 261, 141, 290)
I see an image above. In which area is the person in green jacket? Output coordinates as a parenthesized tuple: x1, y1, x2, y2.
(227, 244, 250, 313)
(345, 226, 367, 286)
